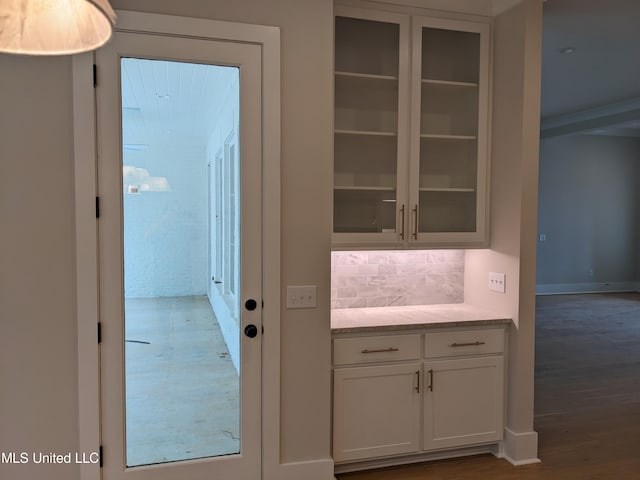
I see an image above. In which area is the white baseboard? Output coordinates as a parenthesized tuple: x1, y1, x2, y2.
(334, 444, 496, 474)
(495, 428, 540, 466)
(536, 282, 640, 296)
(272, 458, 336, 480)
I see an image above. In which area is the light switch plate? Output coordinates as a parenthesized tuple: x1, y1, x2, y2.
(489, 272, 506, 293)
(286, 285, 317, 309)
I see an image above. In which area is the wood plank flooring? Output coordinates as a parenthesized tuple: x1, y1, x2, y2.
(337, 293, 640, 480)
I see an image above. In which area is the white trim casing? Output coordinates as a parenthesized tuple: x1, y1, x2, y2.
(73, 51, 101, 480)
(74, 11, 281, 480)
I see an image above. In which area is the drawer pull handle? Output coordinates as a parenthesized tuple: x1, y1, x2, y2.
(450, 341, 486, 347)
(361, 347, 399, 354)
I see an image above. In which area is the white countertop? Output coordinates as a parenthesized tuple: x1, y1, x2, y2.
(331, 303, 511, 334)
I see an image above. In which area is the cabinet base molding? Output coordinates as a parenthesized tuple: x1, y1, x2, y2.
(494, 427, 540, 466)
(334, 444, 498, 474)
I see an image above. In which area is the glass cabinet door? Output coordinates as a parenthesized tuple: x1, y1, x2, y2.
(333, 9, 409, 243)
(410, 18, 490, 243)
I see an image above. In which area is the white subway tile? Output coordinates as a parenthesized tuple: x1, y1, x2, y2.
(366, 297, 388, 307)
(357, 264, 379, 275)
(330, 250, 465, 309)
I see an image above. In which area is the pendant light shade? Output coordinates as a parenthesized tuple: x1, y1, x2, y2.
(0, 0, 116, 55)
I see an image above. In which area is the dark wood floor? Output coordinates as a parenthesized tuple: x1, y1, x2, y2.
(337, 293, 640, 480)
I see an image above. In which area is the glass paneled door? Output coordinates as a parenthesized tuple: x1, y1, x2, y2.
(96, 28, 262, 480)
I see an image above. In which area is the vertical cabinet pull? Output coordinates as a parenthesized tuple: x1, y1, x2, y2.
(399, 204, 405, 240)
(415, 370, 420, 393)
(428, 368, 434, 391)
(412, 205, 418, 240)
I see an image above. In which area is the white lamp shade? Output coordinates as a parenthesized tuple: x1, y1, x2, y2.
(0, 0, 116, 55)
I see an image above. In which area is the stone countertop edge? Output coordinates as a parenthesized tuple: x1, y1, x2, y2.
(331, 303, 512, 334)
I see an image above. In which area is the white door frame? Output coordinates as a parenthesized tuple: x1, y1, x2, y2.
(73, 11, 280, 480)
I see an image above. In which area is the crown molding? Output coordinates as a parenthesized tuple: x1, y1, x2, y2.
(540, 97, 640, 138)
(492, 0, 524, 16)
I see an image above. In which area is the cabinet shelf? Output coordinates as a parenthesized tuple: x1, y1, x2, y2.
(335, 129, 397, 137)
(422, 78, 478, 87)
(336, 71, 399, 81)
(419, 187, 475, 193)
(420, 134, 477, 140)
(335, 186, 396, 191)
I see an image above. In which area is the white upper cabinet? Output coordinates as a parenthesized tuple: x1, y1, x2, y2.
(410, 16, 490, 246)
(333, 7, 410, 245)
(333, 7, 491, 248)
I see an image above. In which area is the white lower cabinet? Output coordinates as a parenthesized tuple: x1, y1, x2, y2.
(423, 356, 504, 451)
(333, 363, 421, 462)
(332, 327, 506, 466)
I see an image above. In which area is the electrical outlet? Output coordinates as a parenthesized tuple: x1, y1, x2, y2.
(286, 285, 317, 309)
(489, 272, 506, 293)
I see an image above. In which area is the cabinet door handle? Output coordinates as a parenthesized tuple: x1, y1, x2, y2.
(428, 368, 433, 391)
(412, 204, 418, 240)
(415, 370, 420, 393)
(361, 347, 399, 354)
(399, 204, 405, 240)
(450, 341, 486, 347)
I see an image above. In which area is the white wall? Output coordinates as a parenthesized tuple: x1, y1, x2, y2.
(0, 55, 80, 480)
(206, 73, 241, 372)
(537, 134, 640, 293)
(1, 2, 333, 480)
(464, 0, 542, 464)
(0, 1, 544, 478)
(123, 144, 208, 298)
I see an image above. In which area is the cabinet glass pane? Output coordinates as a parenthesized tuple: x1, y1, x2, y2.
(418, 27, 480, 233)
(335, 17, 399, 77)
(335, 75, 399, 134)
(419, 191, 476, 233)
(335, 133, 397, 189)
(421, 28, 480, 83)
(334, 16, 400, 235)
(334, 189, 397, 233)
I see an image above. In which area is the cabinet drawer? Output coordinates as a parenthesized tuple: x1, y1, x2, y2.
(334, 334, 421, 366)
(425, 328, 504, 358)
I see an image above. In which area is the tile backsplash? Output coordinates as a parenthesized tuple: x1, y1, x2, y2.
(331, 250, 465, 309)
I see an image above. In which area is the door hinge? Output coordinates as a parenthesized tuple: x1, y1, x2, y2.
(98, 322, 102, 344)
(96, 196, 100, 218)
(93, 64, 97, 88)
(99, 445, 103, 468)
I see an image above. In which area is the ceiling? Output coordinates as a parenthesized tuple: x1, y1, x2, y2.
(121, 58, 238, 150)
(541, 0, 640, 136)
